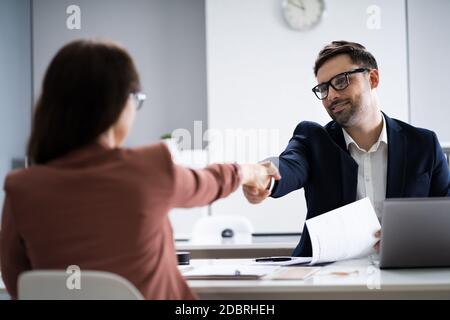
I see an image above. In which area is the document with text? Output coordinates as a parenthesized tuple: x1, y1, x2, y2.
(306, 197, 381, 265)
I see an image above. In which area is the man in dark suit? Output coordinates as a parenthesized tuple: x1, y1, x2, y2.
(243, 41, 450, 257)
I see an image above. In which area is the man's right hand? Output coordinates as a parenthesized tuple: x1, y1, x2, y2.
(240, 161, 280, 204)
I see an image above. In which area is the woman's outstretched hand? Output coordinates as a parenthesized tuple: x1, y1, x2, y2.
(240, 161, 281, 204)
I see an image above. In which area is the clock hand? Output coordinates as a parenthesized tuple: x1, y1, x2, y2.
(290, 0, 306, 11)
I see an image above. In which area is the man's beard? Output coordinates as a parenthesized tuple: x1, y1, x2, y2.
(327, 98, 360, 128)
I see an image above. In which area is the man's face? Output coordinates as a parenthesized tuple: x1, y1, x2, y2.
(316, 54, 373, 128)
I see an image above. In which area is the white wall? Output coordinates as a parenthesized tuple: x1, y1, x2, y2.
(32, 0, 207, 147)
(408, 0, 450, 143)
(0, 0, 32, 213)
(206, 0, 409, 233)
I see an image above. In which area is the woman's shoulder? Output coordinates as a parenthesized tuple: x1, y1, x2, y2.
(3, 167, 36, 193)
(121, 142, 172, 163)
(119, 142, 175, 174)
(3, 142, 176, 192)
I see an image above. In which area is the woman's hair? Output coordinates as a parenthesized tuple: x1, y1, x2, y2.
(27, 39, 141, 164)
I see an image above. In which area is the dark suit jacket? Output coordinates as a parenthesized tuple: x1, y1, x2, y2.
(270, 113, 450, 257)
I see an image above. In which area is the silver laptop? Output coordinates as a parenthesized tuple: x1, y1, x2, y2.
(379, 197, 450, 269)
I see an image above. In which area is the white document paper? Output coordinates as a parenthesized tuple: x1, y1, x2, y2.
(182, 265, 280, 280)
(305, 197, 381, 265)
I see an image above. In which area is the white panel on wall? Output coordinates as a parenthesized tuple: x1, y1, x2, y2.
(206, 0, 408, 233)
(408, 0, 450, 143)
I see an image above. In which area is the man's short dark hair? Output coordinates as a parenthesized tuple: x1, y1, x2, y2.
(313, 41, 378, 76)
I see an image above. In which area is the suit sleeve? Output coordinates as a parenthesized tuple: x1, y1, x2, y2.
(1, 194, 31, 300)
(430, 132, 450, 196)
(170, 162, 242, 208)
(270, 122, 310, 198)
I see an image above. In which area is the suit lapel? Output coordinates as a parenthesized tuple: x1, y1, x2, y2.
(385, 114, 407, 197)
(328, 122, 358, 204)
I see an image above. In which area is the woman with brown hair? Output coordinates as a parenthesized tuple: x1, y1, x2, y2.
(0, 39, 280, 299)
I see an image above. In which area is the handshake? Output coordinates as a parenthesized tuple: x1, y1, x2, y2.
(240, 162, 281, 204)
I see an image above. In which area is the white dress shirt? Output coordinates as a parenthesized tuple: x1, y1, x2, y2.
(342, 114, 388, 219)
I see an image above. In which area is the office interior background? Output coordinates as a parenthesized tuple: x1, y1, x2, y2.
(1, 0, 449, 241)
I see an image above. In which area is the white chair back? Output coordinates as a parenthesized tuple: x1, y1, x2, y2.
(18, 270, 144, 300)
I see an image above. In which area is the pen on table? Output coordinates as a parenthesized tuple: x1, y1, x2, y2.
(255, 257, 292, 262)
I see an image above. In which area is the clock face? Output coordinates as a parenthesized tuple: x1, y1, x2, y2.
(282, 0, 325, 31)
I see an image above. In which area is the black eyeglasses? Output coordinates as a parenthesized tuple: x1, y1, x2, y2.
(312, 68, 370, 100)
(131, 92, 146, 110)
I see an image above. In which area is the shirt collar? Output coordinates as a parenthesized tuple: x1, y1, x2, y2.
(342, 113, 388, 152)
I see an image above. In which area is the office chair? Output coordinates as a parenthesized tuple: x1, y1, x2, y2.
(191, 215, 254, 245)
(18, 270, 144, 300)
